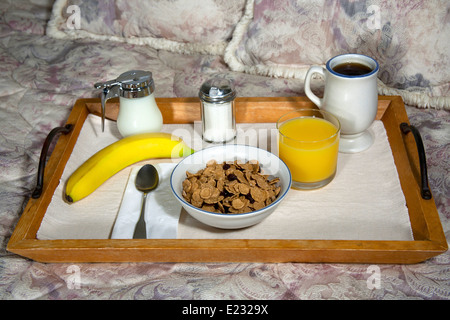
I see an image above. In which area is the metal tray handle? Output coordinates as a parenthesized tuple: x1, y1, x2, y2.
(400, 122, 432, 200)
(32, 124, 74, 199)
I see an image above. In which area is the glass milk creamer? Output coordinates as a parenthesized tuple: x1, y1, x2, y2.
(94, 70, 163, 137)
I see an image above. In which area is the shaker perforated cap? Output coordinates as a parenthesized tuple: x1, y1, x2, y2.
(199, 78, 236, 103)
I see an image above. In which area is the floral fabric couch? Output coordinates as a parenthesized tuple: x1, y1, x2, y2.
(0, 0, 449, 300)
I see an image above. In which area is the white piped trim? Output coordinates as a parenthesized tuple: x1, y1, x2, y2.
(46, 0, 228, 55)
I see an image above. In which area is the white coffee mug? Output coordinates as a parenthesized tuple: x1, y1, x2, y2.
(305, 54, 379, 153)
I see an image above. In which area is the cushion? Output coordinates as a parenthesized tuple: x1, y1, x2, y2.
(225, 0, 450, 109)
(47, 0, 246, 55)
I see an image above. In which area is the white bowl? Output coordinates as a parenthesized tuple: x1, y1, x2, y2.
(170, 145, 292, 229)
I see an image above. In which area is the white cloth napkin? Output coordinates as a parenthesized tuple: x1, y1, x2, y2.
(111, 163, 180, 239)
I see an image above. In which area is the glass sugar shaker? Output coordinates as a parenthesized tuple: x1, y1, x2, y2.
(94, 70, 163, 137)
(199, 78, 236, 143)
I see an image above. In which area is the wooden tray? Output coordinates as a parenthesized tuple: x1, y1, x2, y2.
(7, 96, 447, 263)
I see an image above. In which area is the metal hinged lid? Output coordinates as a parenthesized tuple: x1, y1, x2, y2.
(116, 70, 154, 94)
(94, 70, 155, 99)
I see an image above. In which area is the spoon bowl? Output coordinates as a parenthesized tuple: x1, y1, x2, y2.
(133, 164, 159, 239)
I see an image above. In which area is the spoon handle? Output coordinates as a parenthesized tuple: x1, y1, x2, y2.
(133, 193, 148, 239)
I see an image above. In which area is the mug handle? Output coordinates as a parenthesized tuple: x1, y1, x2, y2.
(304, 66, 325, 108)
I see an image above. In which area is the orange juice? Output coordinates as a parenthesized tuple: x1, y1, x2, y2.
(278, 117, 339, 184)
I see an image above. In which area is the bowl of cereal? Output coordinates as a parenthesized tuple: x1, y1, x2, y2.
(170, 145, 292, 229)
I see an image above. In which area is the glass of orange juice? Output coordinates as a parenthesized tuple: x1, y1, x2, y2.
(277, 109, 340, 190)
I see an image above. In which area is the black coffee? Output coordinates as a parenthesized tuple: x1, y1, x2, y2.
(332, 62, 373, 76)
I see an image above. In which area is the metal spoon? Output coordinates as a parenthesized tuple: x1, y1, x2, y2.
(133, 164, 159, 239)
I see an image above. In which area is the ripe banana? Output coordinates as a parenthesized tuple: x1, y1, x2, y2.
(65, 132, 194, 203)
